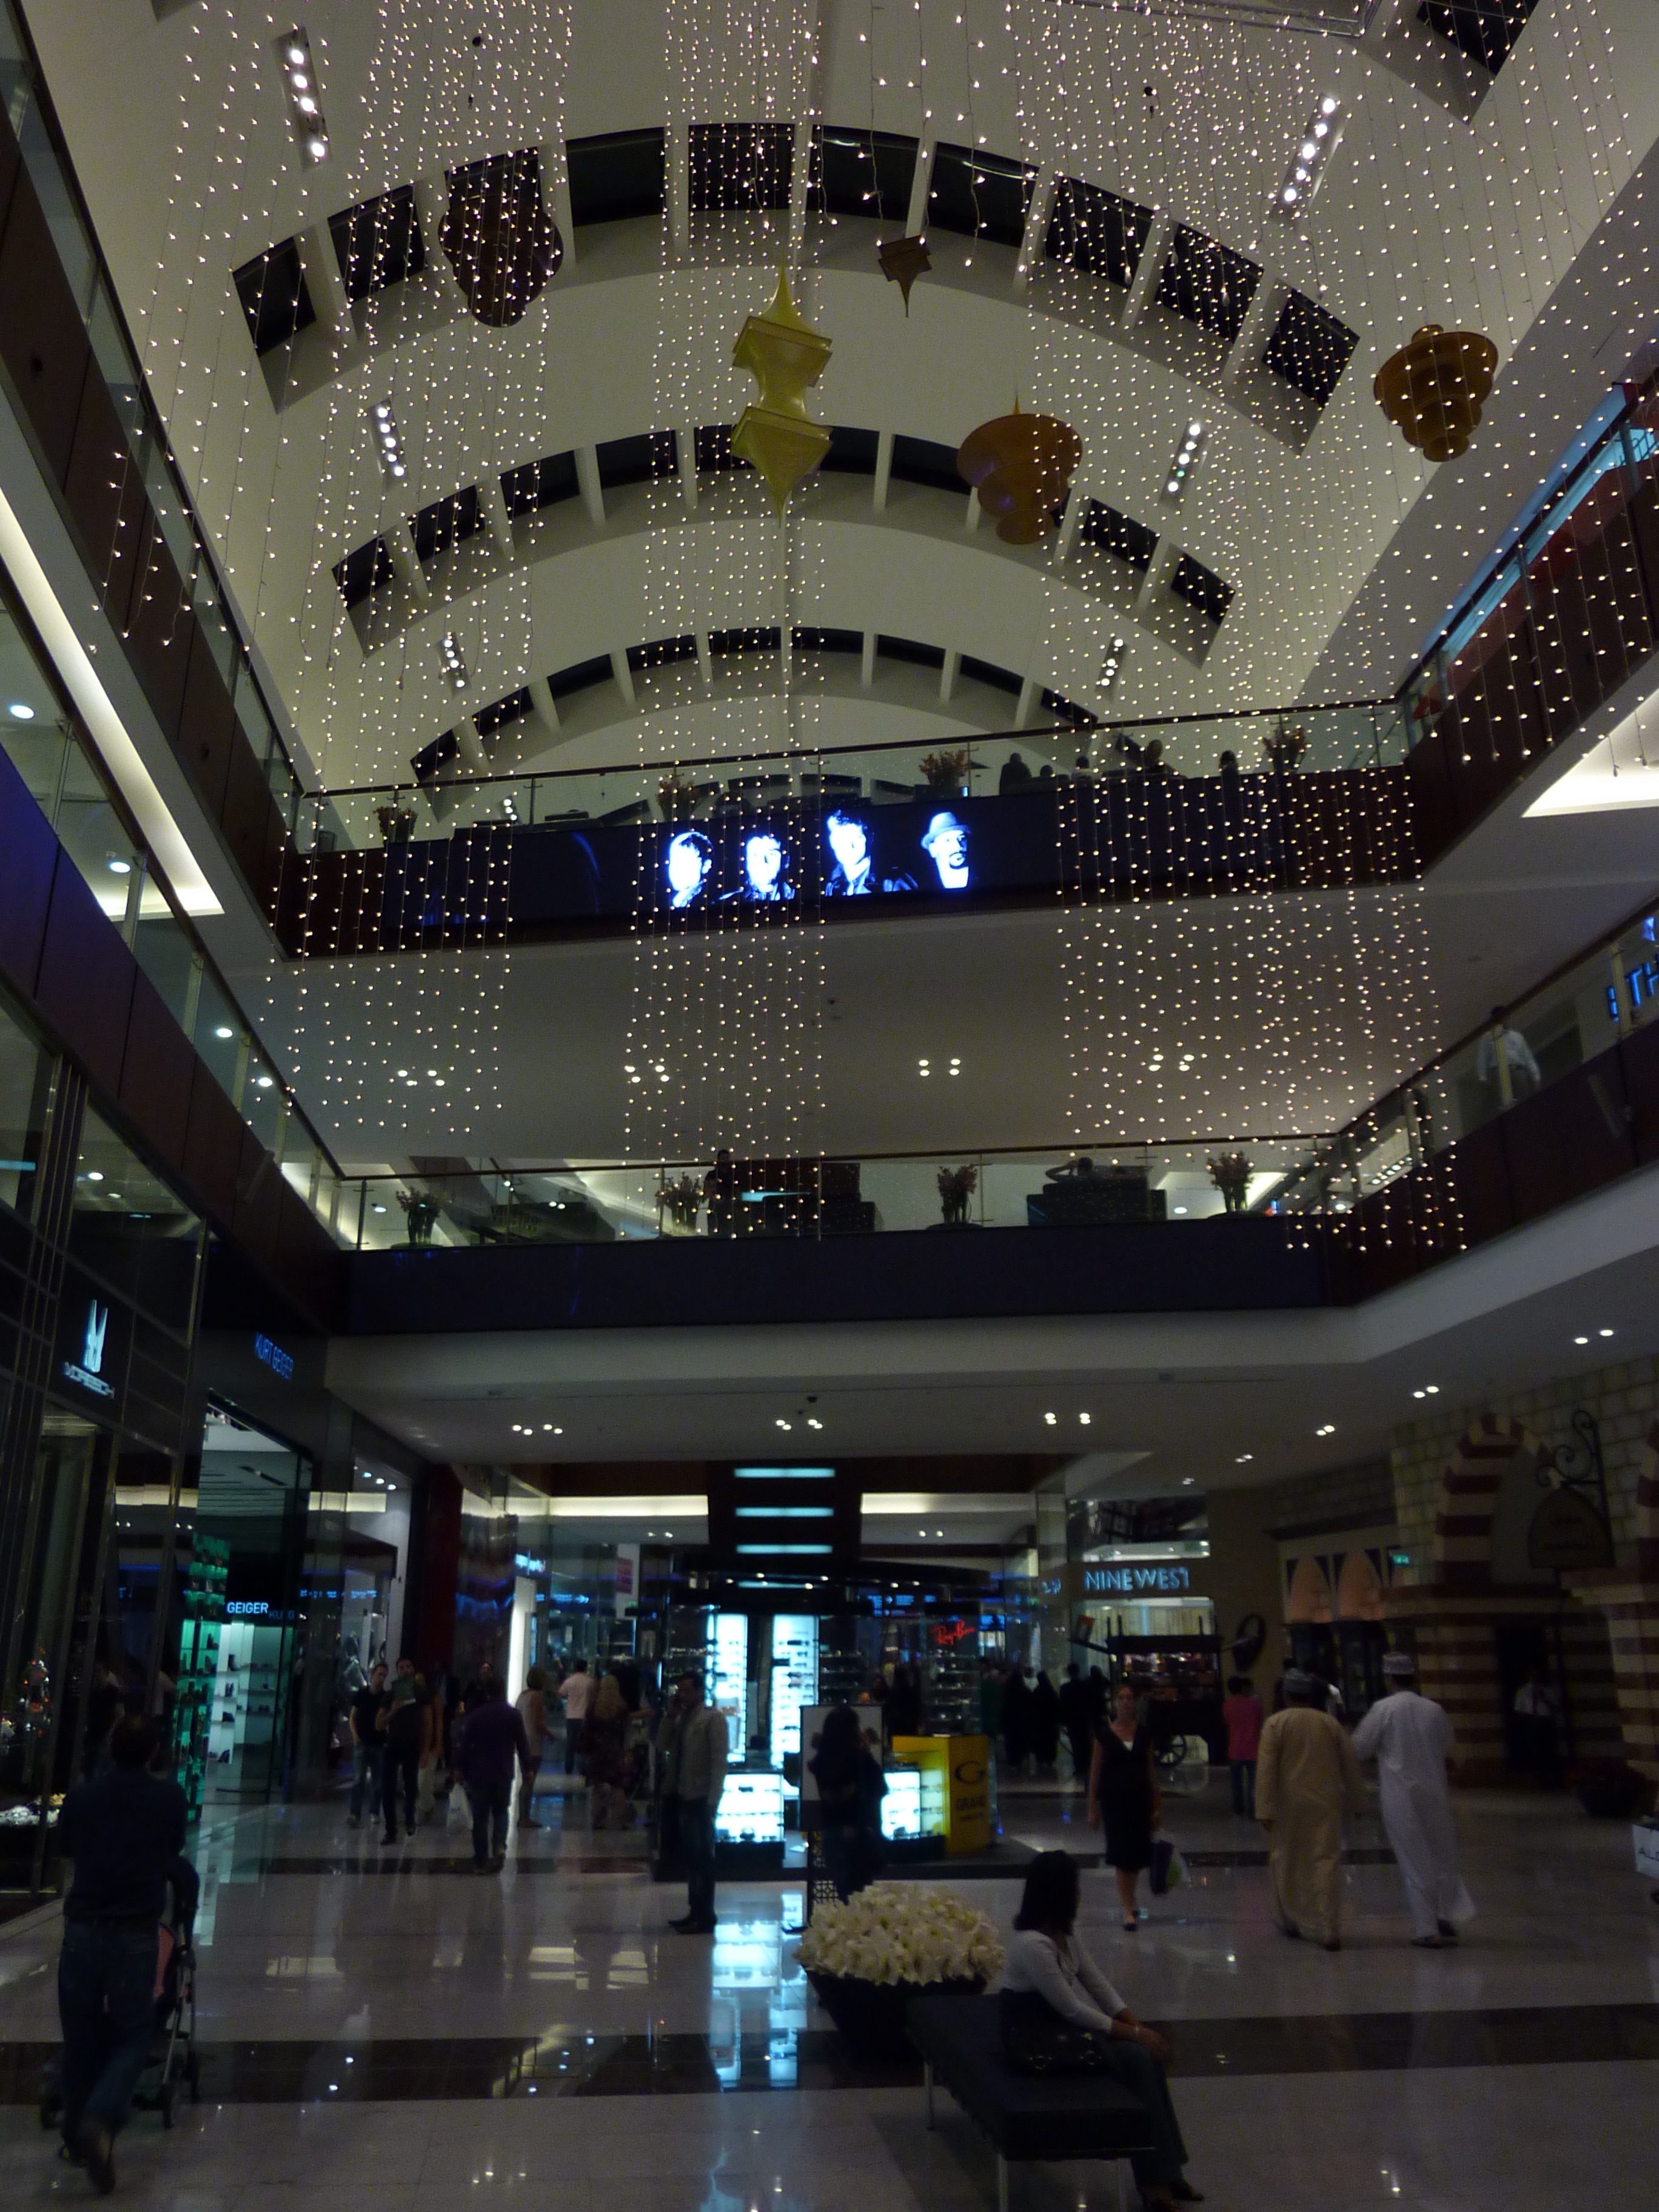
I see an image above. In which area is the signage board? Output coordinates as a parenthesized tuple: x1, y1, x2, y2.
(1083, 1563, 1192, 1595)
(1527, 1487, 1614, 1572)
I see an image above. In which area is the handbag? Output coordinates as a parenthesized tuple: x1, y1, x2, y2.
(999, 1992, 1113, 2076)
(1149, 1832, 1185, 1895)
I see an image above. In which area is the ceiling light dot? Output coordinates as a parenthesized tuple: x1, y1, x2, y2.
(7, 701, 35, 720)
(1043, 1412, 1057, 1426)
(1599, 1328, 1615, 1338)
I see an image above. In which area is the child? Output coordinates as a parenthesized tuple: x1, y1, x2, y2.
(1222, 1674, 1264, 1817)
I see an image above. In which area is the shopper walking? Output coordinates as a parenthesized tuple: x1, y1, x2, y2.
(1221, 1675, 1264, 1817)
(1057, 1663, 1094, 1788)
(1000, 1852, 1200, 2212)
(347, 1660, 387, 1828)
(1352, 1652, 1475, 1948)
(979, 1660, 1005, 1750)
(1002, 1666, 1032, 1775)
(1087, 1680, 1159, 1930)
(663, 1671, 727, 1934)
(585, 1663, 631, 1828)
(515, 1667, 548, 1826)
(1255, 1668, 1365, 1950)
(380, 1666, 423, 1843)
(457, 1675, 531, 1872)
(1029, 1671, 1063, 1775)
(54, 1715, 188, 2193)
(808, 1703, 886, 1901)
(560, 1660, 592, 1777)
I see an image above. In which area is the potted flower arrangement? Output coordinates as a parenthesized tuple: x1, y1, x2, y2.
(659, 1172, 702, 1233)
(1207, 1153, 1252, 1213)
(658, 768, 700, 822)
(937, 1162, 978, 1225)
(918, 746, 972, 795)
(795, 1882, 1004, 2059)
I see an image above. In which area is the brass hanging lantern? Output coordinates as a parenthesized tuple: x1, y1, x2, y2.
(956, 400, 1082, 544)
(877, 233, 931, 315)
(729, 266, 833, 514)
(1374, 323, 1498, 463)
(441, 150, 562, 327)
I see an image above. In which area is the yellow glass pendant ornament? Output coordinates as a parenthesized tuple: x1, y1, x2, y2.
(1374, 324, 1498, 463)
(729, 266, 833, 514)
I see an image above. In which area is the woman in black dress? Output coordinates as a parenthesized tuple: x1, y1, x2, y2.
(1087, 1680, 1161, 1929)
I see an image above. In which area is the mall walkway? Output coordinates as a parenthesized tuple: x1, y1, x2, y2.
(1, 1777, 1653, 2210)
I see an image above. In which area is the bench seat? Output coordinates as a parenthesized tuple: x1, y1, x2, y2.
(905, 1994, 1156, 2210)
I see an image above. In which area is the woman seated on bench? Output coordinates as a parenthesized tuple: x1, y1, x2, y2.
(1000, 1851, 1201, 2212)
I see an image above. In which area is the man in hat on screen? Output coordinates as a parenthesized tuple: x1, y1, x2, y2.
(1352, 1651, 1475, 1948)
(1254, 1666, 1366, 1949)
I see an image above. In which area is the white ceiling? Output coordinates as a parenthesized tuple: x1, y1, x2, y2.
(28, 0, 1659, 789)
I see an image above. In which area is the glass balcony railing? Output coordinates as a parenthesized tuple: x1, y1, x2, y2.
(294, 703, 1406, 858)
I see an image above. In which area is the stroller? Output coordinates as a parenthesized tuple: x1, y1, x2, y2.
(41, 1856, 202, 2137)
(134, 1856, 201, 2127)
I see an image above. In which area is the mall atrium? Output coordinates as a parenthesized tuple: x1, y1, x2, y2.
(0, 0, 1657, 2203)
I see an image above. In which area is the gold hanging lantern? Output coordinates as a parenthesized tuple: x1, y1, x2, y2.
(956, 399, 1082, 544)
(877, 233, 931, 315)
(729, 266, 833, 514)
(1373, 323, 1498, 463)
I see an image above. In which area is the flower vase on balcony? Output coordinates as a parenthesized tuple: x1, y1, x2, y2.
(1207, 1153, 1252, 1213)
(937, 1162, 978, 1226)
(919, 748, 972, 798)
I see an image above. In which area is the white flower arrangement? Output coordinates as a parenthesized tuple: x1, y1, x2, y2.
(796, 1883, 1005, 1987)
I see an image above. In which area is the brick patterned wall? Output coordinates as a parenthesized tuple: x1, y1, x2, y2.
(1266, 1458, 1397, 1537)
(1387, 1355, 1659, 1580)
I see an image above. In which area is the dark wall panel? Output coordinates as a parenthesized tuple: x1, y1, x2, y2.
(124, 514, 194, 739)
(220, 738, 276, 898)
(35, 854, 135, 1099)
(177, 623, 237, 822)
(181, 1063, 246, 1225)
(116, 968, 195, 1172)
(1500, 1043, 1635, 1224)
(0, 158, 92, 484)
(230, 1124, 284, 1255)
(0, 743, 60, 996)
(62, 374, 146, 631)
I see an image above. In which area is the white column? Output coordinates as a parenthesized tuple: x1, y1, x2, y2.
(906, 136, 934, 237)
(939, 650, 960, 703)
(1122, 208, 1175, 330)
(873, 429, 894, 512)
(1016, 169, 1056, 290)
(676, 423, 699, 512)
(1014, 677, 1040, 730)
(667, 124, 691, 259)
(860, 631, 876, 688)
(575, 444, 605, 525)
(611, 648, 637, 706)
(293, 221, 358, 356)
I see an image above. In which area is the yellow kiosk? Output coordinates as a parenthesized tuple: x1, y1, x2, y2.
(890, 1734, 994, 1855)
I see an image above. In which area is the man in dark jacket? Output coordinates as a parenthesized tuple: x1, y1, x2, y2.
(55, 1714, 189, 2191)
(457, 1677, 530, 1871)
(380, 1666, 423, 1845)
(1057, 1663, 1095, 1787)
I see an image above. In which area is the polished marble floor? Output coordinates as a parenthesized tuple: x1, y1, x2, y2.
(2, 1770, 1654, 2210)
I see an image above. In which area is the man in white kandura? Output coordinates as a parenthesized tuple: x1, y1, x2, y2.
(1352, 1651, 1475, 1949)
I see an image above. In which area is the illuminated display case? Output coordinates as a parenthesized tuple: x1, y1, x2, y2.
(715, 1769, 788, 1872)
(882, 1762, 947, 1854)
(769, 1614, 819, 1767)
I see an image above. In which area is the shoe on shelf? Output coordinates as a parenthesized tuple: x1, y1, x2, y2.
(75, 2119, 115, 2196)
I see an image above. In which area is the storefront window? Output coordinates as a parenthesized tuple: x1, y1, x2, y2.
(70, 1108, 201, 1333)
(0, 988, 48, 1218)
(0, 1415, 99, 1882)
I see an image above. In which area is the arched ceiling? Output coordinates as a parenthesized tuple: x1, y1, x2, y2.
(28, 0, 1659, 803)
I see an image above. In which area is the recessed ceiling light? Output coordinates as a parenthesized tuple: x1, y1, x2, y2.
(1274, 94, 1342, 218)
(1078, 1412, 1091, 1426)
(106, 857, 132, 875)
(1315, 1423, 1336, 1437)
(1044, 1412, 1057, 1426)
(7, 701, 35, 720)
(1181, 1477, 1195, 1486)
(1574, 1335, 1589, 1345)
(85, 1170, 104, 1183)
(1598, 1328, 1614, 1338)
(213, 1026, 234, 1040)
(1235, 1453, 1252, 1464)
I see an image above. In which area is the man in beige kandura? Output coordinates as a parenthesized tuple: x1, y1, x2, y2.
(1255, 1666, 1366, 1950)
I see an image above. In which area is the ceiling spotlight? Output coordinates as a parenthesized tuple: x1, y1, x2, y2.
(274, 27, 330, 167)
(806, 1417, 823, 1431)
(1044, 1412, 1057, 1426)
(367, 402, 407, 482)
(1274, 94, 1342, 218)
(213, 1025, 234, 1040)
(1235, 1453, 1253, 1463)
(1574, 1335, 1589, 1346)
(776, 1418, 793, 1431)
(1598, 1327, 1615, 1338)
(1078, 1412, 1091, 1426)
(438, 632, 468, 691)
(6, 701, 35, 720)
(106, 857, 132, 875)
(1097, 637, 1128, 692)
(1162, 420, 1205, 502)
(1315, 1423, 1336, 1437)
